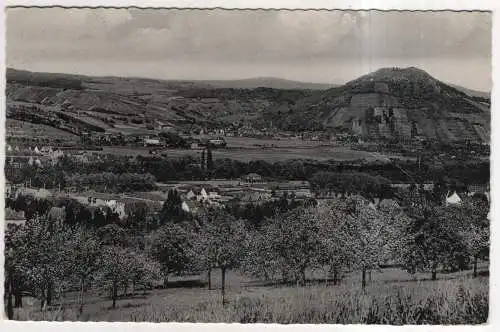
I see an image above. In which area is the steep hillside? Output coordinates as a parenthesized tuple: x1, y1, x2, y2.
(6, 68, 313, 131)
(6, 67, 490, 144)
(266, 67, 490, 144)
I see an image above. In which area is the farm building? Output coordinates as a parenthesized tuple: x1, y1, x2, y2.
(186, 188, 209, 202)
(244, 173, 264, 183)
(144, 138, 161, 146)
(207, 138, 227, 148)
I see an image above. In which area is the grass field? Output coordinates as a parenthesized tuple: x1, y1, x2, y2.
(99, 146, 385, 162)
(12, 267, 489, 324)
(6, 119, 79, 141)
(211, 136, 331, 148)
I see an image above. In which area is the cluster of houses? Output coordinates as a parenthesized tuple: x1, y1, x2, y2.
(81, 132, 164, 147)
(6, 144, 65, 169)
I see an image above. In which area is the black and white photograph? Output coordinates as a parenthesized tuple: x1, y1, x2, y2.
(2, 6, 492, 324)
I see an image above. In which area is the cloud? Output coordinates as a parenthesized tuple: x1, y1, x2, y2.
(6, 8, 491, 64)
(5, 8, 491, 90)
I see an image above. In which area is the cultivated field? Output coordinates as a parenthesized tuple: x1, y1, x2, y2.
(13, 267, 488, 324)
(6, 119, 79, 141)
(99, 146, 386, 162)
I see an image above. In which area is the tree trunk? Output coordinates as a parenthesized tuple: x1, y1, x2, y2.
(14, 282, 23, 308)
(281, 268, 287, 283)
(333, 269, 339, 286)
(6, 276, 14, 320)
(221, 267, 226, 306)
(361, 267, 367, 290)
(368, 270, 372, 283)
(79, 278, 85, 315)
(207, 268, 212, 290)
(431, 263, 437, 281)
(301, 268, 307, 285)
(46, 282, 53, 306)
(163, 274, 169, 289)
(112, 281, 118, 309)
(473, 256, 478, 278)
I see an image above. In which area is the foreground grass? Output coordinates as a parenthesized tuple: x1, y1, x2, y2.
(14, 275, 488, 324)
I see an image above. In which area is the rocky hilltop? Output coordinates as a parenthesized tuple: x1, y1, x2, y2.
(267, 67, 490, 143)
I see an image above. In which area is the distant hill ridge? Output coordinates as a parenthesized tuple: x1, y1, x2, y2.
(6, 66, 491, 144)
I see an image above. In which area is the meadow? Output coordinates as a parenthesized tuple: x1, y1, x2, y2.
(100, 145, 385, 162)
(13, 267, 489, 324)
(6, 119, 79, 141)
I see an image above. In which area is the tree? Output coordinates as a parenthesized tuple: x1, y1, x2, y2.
(447, 196, 490, 277)
(92, 208, 107, 228)
(251, 207, 321, 285)
(313, 201, 357, 285)
(159, 189, 185, 223)
(97, 223, 129, 247)
(399, 198, 469, 280)
(4, 224, 31, 318)
(149, 224, 192, 288)
(206, 147, 214, 170)
(98, 246, 131, 309)
(329, 196, 400, 290)
(127, 252, 161, 296)
(201, 150, 206, 171)
(242, 227, 282, 285)
(15, 218, 73, 310)
(64, 226, 102, 315)
(197, 208, 247, 304)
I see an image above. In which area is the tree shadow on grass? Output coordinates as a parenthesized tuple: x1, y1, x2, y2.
(244, 277, 340, 288)
(153, 279, 207, 290)
(378, 269, 489, 285)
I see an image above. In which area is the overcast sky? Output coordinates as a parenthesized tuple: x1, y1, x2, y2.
(6, 8, 492, 91)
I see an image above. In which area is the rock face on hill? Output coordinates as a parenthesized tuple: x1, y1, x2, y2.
(268, 67, 490, 144)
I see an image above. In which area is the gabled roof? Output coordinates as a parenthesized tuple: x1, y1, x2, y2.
(245, 173, 262, 179)
(446, 191, 462, 204)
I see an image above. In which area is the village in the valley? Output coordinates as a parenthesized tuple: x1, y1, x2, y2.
(4, 130, 489, 227)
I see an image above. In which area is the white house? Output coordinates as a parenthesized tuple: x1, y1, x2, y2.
(144, 138, 161, 146)
(186, 187, 210, 202)
(181, 201, 190, 213)
(445, 191, 462, 206)
(106, 200, 127, 219)
(200, 188, 208, 200)
(186, 190, 196, 200)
